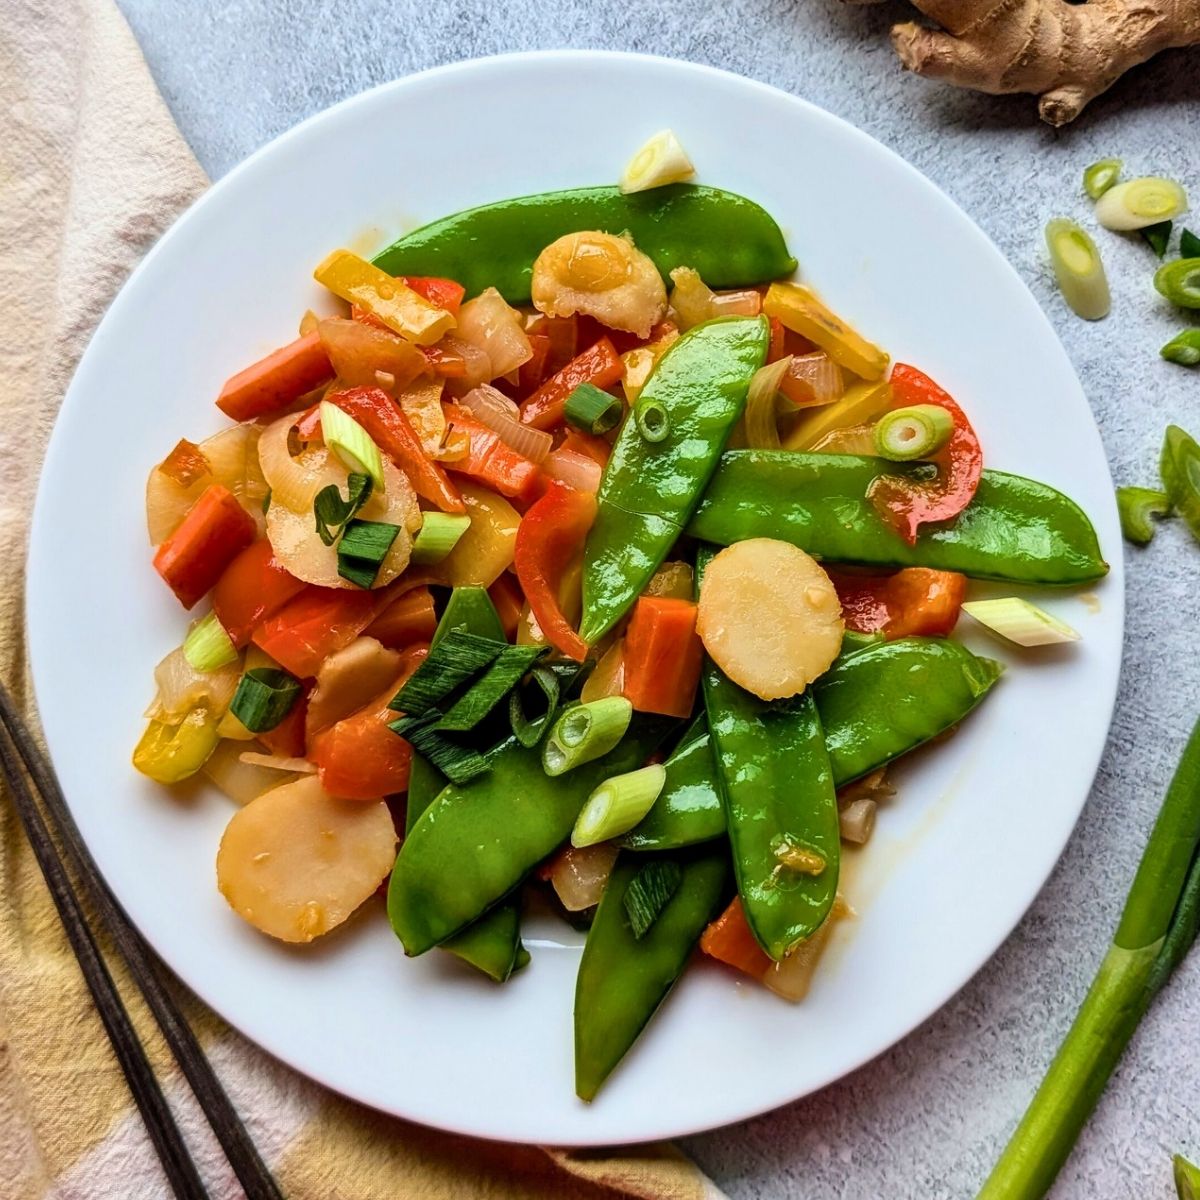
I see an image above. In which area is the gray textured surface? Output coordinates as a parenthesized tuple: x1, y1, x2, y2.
(114, 2, 1200, 1195)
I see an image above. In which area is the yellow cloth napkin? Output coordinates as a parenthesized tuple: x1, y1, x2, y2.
(0, 4, 725, 1196)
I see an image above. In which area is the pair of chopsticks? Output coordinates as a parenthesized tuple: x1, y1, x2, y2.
(0, 681, 284, 1200)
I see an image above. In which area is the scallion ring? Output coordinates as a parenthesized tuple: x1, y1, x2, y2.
(1160, 425, 1200, 543)
(411, 512, 471, 564)
(1161, 331, 1200, 367)
(229, 667, 302, 733)
(1154, 259, 1200, 310)
(1045, 218, 1111, 321)
(564, 382, 624, 435)
(182, 612, 238, 672)
(571, 763, 667, 848)
(1095, 176, 1188, 232)
(319, 401, 386, 491)
(873, 404, 953, 462)
(1082, 158, 1121, 201)
(1116, 486, 1172, 546)
(542, 696, 633, 777)
(634, 398, 670, 444)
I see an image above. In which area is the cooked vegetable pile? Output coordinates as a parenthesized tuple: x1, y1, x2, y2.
(135, 139, 1107, 1101)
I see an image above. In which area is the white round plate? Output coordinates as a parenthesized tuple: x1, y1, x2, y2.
(28, 51, 1122, 1145)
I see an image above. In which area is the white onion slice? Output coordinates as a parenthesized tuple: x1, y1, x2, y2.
(543, 447, 602, 493)
(459, 385, 552, 463)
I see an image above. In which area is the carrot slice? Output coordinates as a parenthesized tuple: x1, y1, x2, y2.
(700, 896, 773, 979)
(152, 484, 257, 610)
(621, 596, 704, 718)
(216, 331, 334, 421)
(520, 337, 623, 431)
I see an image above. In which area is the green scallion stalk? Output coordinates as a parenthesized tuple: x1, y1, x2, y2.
(509, 665, 562, 748)
(319, 400, 386, 491)
(1094, 176, 1188, 232)
(961, 598, 1079, 648)
(1160, 425, 1200, 542)
(1082, 158, 1121, 201)
(390, 631, 507, 714)
(622, 857, 682, 937)
(182, 612, 238, 672)
(1116, 486, 1172, 545)
(1162, 331, 1200, 367)
(1045, 219, 1111, 321)
(1177, 1154, 1200, 1199)
(1155, 258, 1200, 309)
(436, 644, 548, 731)
(410, 512, 471, 564)
(229, 667, 302, 733)
(387, 712, 490, 785)
(572, 764, 668, 848)
(543, 697, 633, 777)
(337, 519, 400, 588)
(1182, 229, 1200, 259)
(1141, 220, 1173, 259)
(977, 716, 1200, 1200)
(634, 398, 670, 444)
(564, 382, 624, 435)
(873, 404, 954, 462)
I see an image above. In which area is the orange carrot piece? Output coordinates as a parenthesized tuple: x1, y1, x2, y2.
(829, 567, 966, 639)
(621, 596, 704, 719)
(216, 330, 334, 421)
(252, 585, 387, 678)
(152, 484, 257, 610)
(365, 586, 438, 649)
(700, 896, 773, 979)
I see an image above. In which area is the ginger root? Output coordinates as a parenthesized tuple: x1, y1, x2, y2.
(845, 0, 1200, 125)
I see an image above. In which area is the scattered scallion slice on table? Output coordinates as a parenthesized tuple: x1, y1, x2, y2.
(1177, 1155, 1200, 1200)
(319, 400, 386, 490)
(873, 404, 953, 461)
(337, 519, 400, 588)
(634, 397, 670, 444)
(1182, 229, 1200, 259)
(1155, 258, 1200, 309)
(1162, 331, 1200, 367)
(411, 512, 471, 563)
(543, 697, 634, 777)
(1160, 425, 1200, 541)
(619, 129, 695, 194)
(622, 858, 682, 937)
(1044, 218, 1111, 320)
(313, 472, 373, 546)
(564, 382, 623, 435)
(1141, 220, 1173, 258)
(1094, 176, 1188, 231)
(572, 764, 668, 848)
(182, 612, 237, 672)
(1116, 486, 1172, 545)
(1082, 158, 1121, 200)
(229, 667, 302, 733)
(961, 598, 1079, 647)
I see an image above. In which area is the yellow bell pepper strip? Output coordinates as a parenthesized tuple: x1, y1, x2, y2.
(314, 250, 456, 345)
(763, 282, 889, 380)
(783, 379, 893, 451)
(133, 707, 221, 784)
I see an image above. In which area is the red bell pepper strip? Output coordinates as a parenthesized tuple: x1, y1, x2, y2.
(212, 539, 307, 646)
(527, 315, 580, 377)
(256, 691, 309, 758)
(487, 574, 525, 641)
(621, 596, 705, 718)
(560, 429, 611, 468)
(419, 344, 467, 378)
(513, 481, 596, 661)
(252, 585, 387, 678)
(323, 386, 465, 514)
(364, 585, 438, 649)
(518, 333, 552, 394)
(867, 364, 983, 545)
(403, 276, 465, 315)
(442, 404, 545, 505)
(153, 484, 257, 610)
(310, 646, 427, 799)
(519, 337, 623, 431)
(216, 330, 334, 421)
(829, 567, 967, 639)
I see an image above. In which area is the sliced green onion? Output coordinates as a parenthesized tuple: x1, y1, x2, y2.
(573, 764, 668, 849)
(873, 404, 953, 461)
(437, 644, 548, 732)
(411, 512, 471, 564)
(1176, 1155, 1200, 1200)
(621, 857, 682, 937)
(1045, 218, 1111, 320)
(1082, 158, 1121, 200)
(1142, 220, 1172, 258)
(509, 665, 562, 748)
(182, 612, 237, 672)
(313, 472, 372, 546)
(962, 598, 1080, 647)
(619, 129, 695, 195)
(1162, 330, 1200, 367)
(743, 356, 792, 450)
(1181, 228, 1200, 259)
(543, 697, 633, 777)
(1116, 486, 1172, 545)
(319, 400, 385, 491)
(229, 667, 302, 733)
(261, 488, 272, 515)
(388, 712, 490, 784)
(1154, 258, 1200, 309)
(1160, 424, 1200, 542)
(634, 398, 670, 444)
(337, 519, 400, 589)
(1094, 176, 1188, 231)
(564, 382, 623, 435)
(389, 631, 507, 714)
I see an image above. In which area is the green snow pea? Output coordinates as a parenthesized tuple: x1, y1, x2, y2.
(687, 451, 1108, 585)
(625, 636, 1003, 851)
(390, 715, 675, 956)
(372, 185, 797, 304)
(574, 848, 728, 1101)
(580, 317, 770, 643)
(389, 587, 529, 982)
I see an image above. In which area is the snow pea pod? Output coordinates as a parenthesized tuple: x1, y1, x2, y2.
(390, 715, 675, 955)
(625, 636, 1004, 851)
(580, 317, 770, 643)
(389, 587, 529, 981)
(687, 451, 1108, 585)
(574, 847, 728, 1101)
(372, 185, 797, 304)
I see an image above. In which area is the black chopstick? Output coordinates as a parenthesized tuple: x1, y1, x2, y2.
(0, 682, 285, 1200)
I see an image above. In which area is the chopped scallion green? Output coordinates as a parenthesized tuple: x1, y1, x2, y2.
(622, 858, 682, 937)
(1181, 229, 1200, 259)
(182, 612, 238, 672)
(1155, 258, 1200, 309)
(229, 667, 302, 733)
(313, 472, 372, 546)
(261, 488, 272, 515)
(1045, 218, 1111, 320)
(337, 519, 400, 588)
(564, 382, 624, 435)
(1160, 425, 1200, 542)
(1095, 176, 1188, 231)
(411, 512, 471, 564)
(572, 763, 667, 848)
(543, 697, 633, 777)
(389, 631, 507, 714)
(436, 644, 549, 732)
(1176, 1154, 1200, 1200)
(634, 398, 670, 444)
(1162, 330, 1200, 367)
(1082, 158, 1121, 201)
(1142, 220, 1173, 259)
(320, 401, 386, 491)
(962, 598, 1080, 647)
(1116, 486, 1172, 545)
(388, 712, 490, 784)
(873, 404, 953, 461)
(509, 665, 562, 748)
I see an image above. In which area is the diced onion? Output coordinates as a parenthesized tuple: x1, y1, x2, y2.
(839, 798, 876, 844)
(760, 897, 851, 1001)
(779, 352, 844, 409)
(744, 357, 792, 450)
(459, 385, 552, 463)
(318, 317, 426, 390)
(440, 334, 492, 394)
(543, 447, 602, 493)
(454, 287, 532, 379)
(547, 842, 620, 911)
(619, 129, 695, 194)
